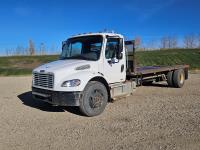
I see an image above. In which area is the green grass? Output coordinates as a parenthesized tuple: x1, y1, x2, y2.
(0, 55, 59, 76)
(0, 49, 200, 76)
(135, 49, 200, 69)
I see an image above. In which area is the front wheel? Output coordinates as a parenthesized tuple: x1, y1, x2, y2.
(79, 81, 108, 117)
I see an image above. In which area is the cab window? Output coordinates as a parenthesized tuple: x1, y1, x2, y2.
(105, 38, 119, 59)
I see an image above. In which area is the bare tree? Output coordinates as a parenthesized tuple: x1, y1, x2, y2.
(134, 37, 142, 51)
(169, 36, 177, 49)
(146, 39, 159, 50)
(5, 49, 8, 56)
(161, 36, 177, 49)
(184, 34, 196, 48)
(5, 48, 11, 56)
(28, 40, 35, 55)
(49, 44, 56, 54)
(197, 34, 200, 48)
(39, 43, 46, 55)
(24, 47, 29, 56)
(15, 45, 25, 56)
(161, 36, 169, 49)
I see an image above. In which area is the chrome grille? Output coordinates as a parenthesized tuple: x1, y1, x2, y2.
(33, 72, 54, 89)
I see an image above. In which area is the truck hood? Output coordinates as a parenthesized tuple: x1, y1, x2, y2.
(33, 59, 92, 73)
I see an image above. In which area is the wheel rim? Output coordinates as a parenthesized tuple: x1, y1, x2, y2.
(179, 73, 184, 84)
(89, 89, 104, 109)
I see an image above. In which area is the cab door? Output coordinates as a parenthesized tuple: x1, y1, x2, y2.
(103, 37, 126, 84)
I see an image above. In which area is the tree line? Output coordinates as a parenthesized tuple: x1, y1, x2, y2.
(136, 34, 200, 51)
(161, 34, 200, 49)
(4, 33, 200, 56)
(5, 40, 57, 56)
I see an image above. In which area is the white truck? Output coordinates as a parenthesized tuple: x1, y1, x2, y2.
(32, 32, 189, 116)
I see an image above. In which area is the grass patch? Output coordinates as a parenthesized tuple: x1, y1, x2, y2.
(0, 55, 59, 76)
(135, 49, 200, 69)
(0, 68, 32, 76)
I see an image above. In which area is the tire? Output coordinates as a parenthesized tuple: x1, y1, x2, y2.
(173, 69, 185, 88)
(167, 71, 174, 87)
(79, 81, 108, 117)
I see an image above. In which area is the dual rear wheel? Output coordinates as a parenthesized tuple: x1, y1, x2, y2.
(167, 69, 185, 88)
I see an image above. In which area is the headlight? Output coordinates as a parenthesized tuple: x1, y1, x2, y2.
(61, 79, 81, 87)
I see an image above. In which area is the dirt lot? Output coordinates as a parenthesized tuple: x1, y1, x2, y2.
(0, 73, 200, 150)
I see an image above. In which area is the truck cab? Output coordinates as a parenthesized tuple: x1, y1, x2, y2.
(32, 33, 136, 116)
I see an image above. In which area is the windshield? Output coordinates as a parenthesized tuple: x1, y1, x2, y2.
(60, 35, 103, 61)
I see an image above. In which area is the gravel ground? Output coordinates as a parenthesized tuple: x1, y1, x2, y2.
(0, 73, 200, 150)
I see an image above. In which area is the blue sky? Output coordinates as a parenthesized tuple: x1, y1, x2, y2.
(0, 0, 200, 55)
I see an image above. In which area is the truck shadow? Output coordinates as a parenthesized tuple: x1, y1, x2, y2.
(18, 91, 83, 116)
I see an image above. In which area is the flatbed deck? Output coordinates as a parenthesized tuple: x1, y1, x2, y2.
(127, 65, 189, 76)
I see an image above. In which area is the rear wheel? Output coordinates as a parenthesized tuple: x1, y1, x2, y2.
(173, 69, 185, 88)
(79, 81, 108, 117)
(167, 71, 174, 87)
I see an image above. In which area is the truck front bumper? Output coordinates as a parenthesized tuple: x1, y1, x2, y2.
(32, 87, 81, 106)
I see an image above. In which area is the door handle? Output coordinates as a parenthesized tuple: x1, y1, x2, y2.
(121, 64, 124, 72)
